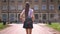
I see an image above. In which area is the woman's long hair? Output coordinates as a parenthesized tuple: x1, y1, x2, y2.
(25, 2, 30, 18)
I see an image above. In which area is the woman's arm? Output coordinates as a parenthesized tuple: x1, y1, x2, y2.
(20, 10, 25, 22)
(32, 10, 35, 22)
(20, 11, 23, 19)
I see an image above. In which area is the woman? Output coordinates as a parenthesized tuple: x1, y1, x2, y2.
(20, 2, 35, 34)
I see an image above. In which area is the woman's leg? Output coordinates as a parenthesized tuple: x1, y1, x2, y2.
(26, 28, 28, 34)
(29, 28, 32, 34)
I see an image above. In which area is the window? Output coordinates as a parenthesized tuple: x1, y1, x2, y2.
(54, 14, 59, 19)
(42, 5, 46, 10)
(50, 14, 54, 18)
(2, 14, 7, 21)
(9, 5, 16, 10)
(18, 14, 20, 22)
(34, 5, 39, 10)
(58, 5, 60, 10)
(2, 0, 7, 2)
(42, 0, 46, 2)
(2, 5, 8, 11)
(59, 14, 60, 16)
(29, 0, 32, 2)
(49, 5, 54, 10)
(42, 14, 46, 19)
(58, 0, 60, 3)
(9, 14, 15, 22)
(18, 5, 23, 10)
(50, 0, 53, 2)
(0, 6, 1, 10)
(18, 0, 23, 2)
(34, 0, 38, 2)
(58, 14, 60, 18)
(35, 14, 38, 19)
(10, 0, 15, 2)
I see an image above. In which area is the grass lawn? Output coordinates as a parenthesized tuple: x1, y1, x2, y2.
(0, 22, 9, 30)
(47, 23, 60, 31)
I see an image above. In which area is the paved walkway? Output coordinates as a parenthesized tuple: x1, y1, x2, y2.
(0, 23, 60, 34)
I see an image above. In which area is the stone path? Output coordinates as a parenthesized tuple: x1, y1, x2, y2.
(0, 23, 60, 34)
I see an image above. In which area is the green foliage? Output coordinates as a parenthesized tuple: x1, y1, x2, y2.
(47, 23, 60, 31)
(0, 23, 7, 29)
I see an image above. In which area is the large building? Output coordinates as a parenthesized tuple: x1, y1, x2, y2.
(0, 0, 60, 23)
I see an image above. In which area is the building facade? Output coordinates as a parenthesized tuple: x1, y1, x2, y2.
(0, 0, 60, 23)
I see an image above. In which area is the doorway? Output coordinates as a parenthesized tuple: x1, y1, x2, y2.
(42, 14, 47, 23)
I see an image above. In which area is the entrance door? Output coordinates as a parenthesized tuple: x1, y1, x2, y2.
(34, 14, 39, 23)
(42, 14, 47, 23)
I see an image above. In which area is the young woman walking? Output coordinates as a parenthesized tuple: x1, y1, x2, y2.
(20, 2, 35, 34)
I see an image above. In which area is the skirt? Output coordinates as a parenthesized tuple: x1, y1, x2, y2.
(23, 17, 33, 29)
